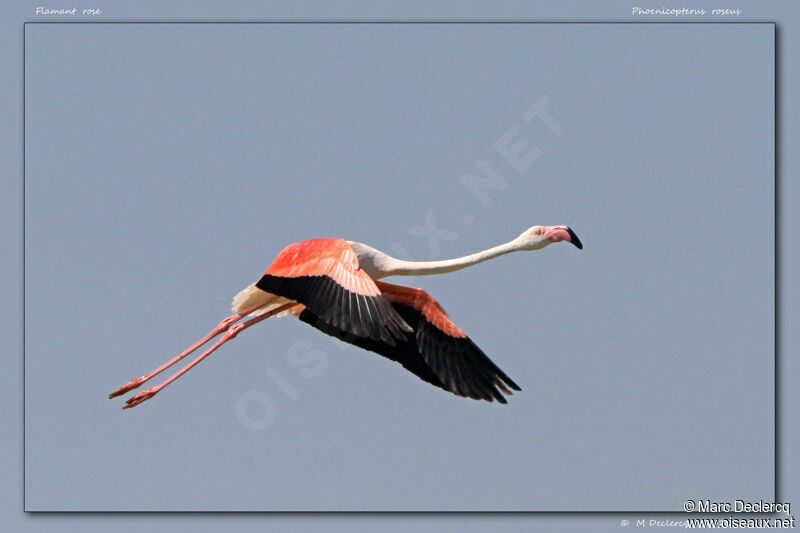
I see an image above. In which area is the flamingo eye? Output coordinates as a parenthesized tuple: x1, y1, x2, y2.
(535, 228, 542, 235)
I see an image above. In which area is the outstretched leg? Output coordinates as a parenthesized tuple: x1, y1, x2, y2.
(109, 298, 278, 398)
(122, 302, 300, 409)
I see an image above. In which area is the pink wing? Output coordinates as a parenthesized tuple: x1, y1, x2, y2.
(255, 238, 411, 344)
(297, 279, 520, 403)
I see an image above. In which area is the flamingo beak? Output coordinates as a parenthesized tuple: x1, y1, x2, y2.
(566, 227, 583, 249)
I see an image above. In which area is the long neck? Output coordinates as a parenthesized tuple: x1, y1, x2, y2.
(384, 240, 520, 277)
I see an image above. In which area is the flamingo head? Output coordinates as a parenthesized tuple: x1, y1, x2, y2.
(515, 225, 583, 251)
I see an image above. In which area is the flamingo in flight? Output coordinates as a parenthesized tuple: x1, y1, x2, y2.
(110, 225, 582, 408)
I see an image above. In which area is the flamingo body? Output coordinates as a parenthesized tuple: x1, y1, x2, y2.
(246, 238, 518, 401)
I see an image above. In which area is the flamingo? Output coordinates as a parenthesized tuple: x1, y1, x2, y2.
(110, 225, 582, 408)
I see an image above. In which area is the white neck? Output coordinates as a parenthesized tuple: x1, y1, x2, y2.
(358, 240, 523, 278)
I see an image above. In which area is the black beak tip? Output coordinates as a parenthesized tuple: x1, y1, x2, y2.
(566, 227, 583, 249)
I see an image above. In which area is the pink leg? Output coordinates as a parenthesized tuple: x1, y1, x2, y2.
(122, 302, 300, 409)
(109, 297, 278, 398)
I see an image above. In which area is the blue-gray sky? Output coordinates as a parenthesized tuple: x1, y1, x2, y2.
(25, 22, 773, 511)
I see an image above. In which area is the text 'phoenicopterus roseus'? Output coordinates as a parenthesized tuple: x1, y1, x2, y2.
(110, 225, 582, 408)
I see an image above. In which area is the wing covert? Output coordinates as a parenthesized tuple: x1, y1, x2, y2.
(256, 239, 411, 344)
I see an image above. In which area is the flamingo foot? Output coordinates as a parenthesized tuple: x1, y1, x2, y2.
(123, 388, 158, 409)
(109, 377, 145, 398)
